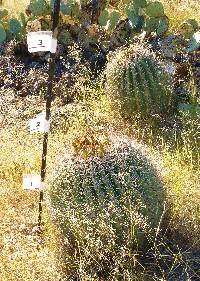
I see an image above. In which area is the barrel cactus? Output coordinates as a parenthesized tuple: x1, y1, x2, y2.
(105, 44, 175, 119)
(49, 136, 164, 277)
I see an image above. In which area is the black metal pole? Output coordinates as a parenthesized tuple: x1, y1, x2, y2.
(38, 0, 61, 229)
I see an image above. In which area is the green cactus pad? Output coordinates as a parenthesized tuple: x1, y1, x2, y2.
(29, 0, 49, 16)
(60, 1, 72, 15)
(98, 9, 110, 27)
(109, 10, 120, 30)
(0, 9, 8, 19)
(144, 16, 169, 35)
(134, 0, 147, 8)
(186, 31, 200, 52)
(58, 29, 73, 45)
(0, 24, 6, 44)
(145, 1, 164, 18)
(185, 19, 199, 31)
(9, 18, 21, 34)
(20, 13, 27, 29)
(156, 16, 169, 36)
(177, 21, 195, 39)
(71, 2, 80, 18)
(128, 6, 144, 32)
(144, 17, 158, 33)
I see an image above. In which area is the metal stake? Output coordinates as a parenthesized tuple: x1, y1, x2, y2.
(38, 0, 61, 229)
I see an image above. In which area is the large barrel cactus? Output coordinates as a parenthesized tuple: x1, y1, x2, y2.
(48, 136, 164, 278)
(105, 44, 175, 119)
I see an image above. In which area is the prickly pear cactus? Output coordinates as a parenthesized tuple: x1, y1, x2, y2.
(126, 0, 169, 37)
(28, 0, 50, 17)
(0, 23, 6, 44)
(9, 18, 21, 34)
(0, 8, 8, 19)
(105, 44, 175, 118)
(145, 1, 164, 18)
(177, 19, 199, 40)
(144, 15, 169, 36)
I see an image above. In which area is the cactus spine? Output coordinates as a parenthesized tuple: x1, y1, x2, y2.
(105, 44, 174, 118)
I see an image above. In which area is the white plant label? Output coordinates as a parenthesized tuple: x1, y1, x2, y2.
(27, 31, 57, 53)
(29, 113, 50, 134)
(23, 175, 42, 190)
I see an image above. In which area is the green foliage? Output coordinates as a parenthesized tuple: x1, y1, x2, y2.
(127, 5, 144, 32)
(127, 1, 169, 36)
(0, 24, 6, 44)
(145, 1, 164, 18)
(177, 20, 198, 39)
(98, 8, 121, 30)
(28, 0, 49, 17)
(20, 13, 27, 30)
(134, 0, 147, 9)
(185, 18, 199, 31)
(186, 31, 200, 52)
(109, 10, 121, 30)
(58, 29, 73, 45)
(105, 44, 175, 118)
(9, 18, 21, 34)
(98, 9, 110, 26)
(144, 15, 169, 36)
(0, 9, 8, 19)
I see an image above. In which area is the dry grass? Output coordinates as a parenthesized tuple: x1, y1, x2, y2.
(0, 122, 68, 280)
(1, 0, 29, 16)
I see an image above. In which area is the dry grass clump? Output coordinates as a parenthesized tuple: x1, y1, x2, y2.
(162, 0, 200, 27)
(160, 147, 200, 249)
(0, 121, 68, 280)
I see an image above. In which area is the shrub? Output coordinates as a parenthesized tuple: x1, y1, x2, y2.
(105, 44, 175, 119)
(48, 136, 165, 279)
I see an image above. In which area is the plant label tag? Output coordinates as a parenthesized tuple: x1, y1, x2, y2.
(27, 31, 57, 53)
(29, 113, 50, 134)
(23, 174, 42, 190)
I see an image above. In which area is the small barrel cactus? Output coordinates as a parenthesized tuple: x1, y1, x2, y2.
(105, 44, 175, 118)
